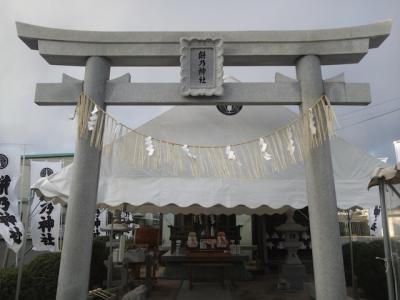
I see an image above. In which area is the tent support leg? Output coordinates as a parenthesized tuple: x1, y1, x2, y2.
(56, 56, 110, 300)
(1, 248, 9, 269)
(379, 179, 396, 300)
(259, 215, 268, 272)
(296, 55, 347, 300)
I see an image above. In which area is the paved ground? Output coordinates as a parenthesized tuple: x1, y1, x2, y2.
(232, 274, 310, 300)
(144, 276, 366, 300)
(124, 267, 363, 300)
(147, 273, 312, 300)
(177, 281, 233, 300)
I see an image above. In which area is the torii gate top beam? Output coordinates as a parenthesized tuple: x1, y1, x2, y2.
(16, 21, 391, 67)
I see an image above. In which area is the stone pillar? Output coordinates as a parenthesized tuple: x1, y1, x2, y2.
(296, 55, 347, 299)
(56, 57, 110, 300)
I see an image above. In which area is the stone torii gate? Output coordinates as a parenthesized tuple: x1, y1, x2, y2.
(17, 21, 391, 300)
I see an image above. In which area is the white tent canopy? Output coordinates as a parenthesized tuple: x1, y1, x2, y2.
(31, 105, 385, 214)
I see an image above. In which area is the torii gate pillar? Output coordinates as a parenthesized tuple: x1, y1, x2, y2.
(297, 55, 346, 300)
(56, 57, 110, 300)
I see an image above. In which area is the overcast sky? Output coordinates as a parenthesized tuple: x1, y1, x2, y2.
(1, 0, 399, 164)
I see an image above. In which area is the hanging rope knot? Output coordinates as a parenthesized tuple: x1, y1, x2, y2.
(88, 105, 99, 131)
(144, 136, 155, 156)
(225, 145, 236, 160)
(286, 128, 296, 158)
(259, 138, 272, 161)
(181, 145, 197, 159)
(308, 108, 317, 135)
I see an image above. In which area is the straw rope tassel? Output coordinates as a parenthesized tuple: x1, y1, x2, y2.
(75, 93, 335, 179)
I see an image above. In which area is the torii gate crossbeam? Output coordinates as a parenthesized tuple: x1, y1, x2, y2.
(16, 21, 391, 300)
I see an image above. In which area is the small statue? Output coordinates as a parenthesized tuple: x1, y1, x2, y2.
(186, 232, 198, 248)
(216, 231, 227, 248)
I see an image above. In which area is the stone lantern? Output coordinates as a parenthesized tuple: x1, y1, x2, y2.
(101, 210, 130, 263)
(275, 209, 308, 290)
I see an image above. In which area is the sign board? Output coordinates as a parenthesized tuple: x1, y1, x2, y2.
(180, 38, 223, 96)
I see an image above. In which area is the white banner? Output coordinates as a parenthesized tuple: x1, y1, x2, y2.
(394, 141, 400, 164)
(94, 208, 107, 237)
(0, 145, 24, 253)
(369, 205, 383, 237)
(30, 161, 62, 251)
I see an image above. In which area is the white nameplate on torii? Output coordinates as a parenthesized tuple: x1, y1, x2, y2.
(180, 38, 224, 96)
